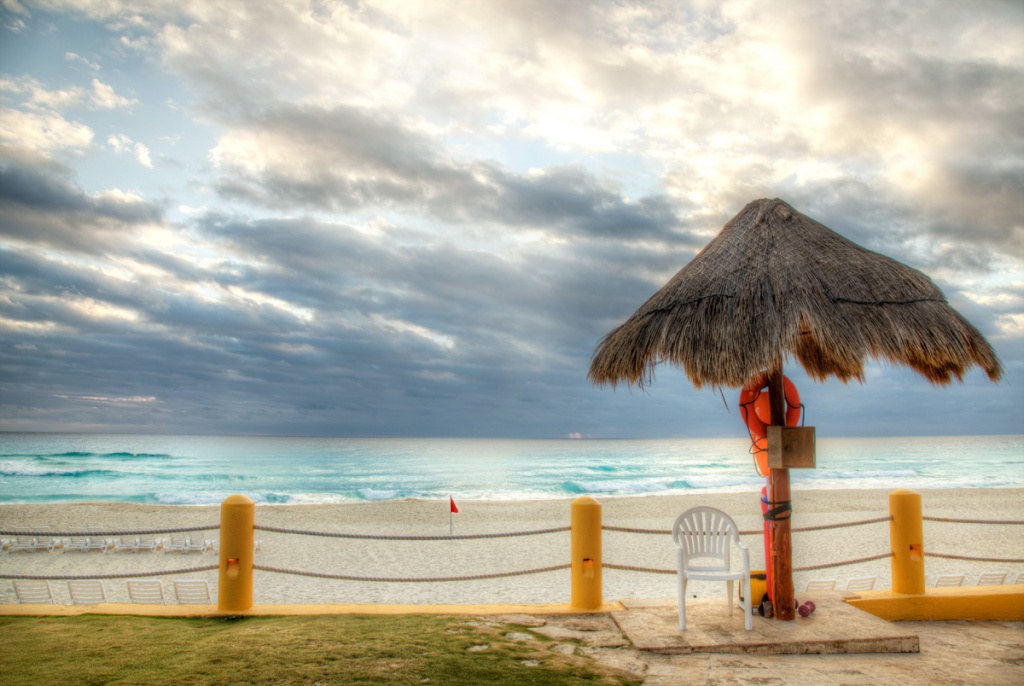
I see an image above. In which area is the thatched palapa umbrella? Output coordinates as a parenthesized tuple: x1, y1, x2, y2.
(589, 198, 1002, 620)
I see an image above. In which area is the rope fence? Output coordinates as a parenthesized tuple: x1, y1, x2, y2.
(0, 565, 219, 581)
(604, 552, 895, 577)
(925, 552, 1024, 564)
(253, 563, 570, 583)
(2, 508, 1021, 593)
(603, 515, 893, 537)
(0, 526, 218, 538)
(923, 517, 1024, 525)
(252, 524, 570, 541)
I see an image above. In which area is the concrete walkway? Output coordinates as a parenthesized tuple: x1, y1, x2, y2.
(491, 596, 1023, 685)
(613, 594, 919, 654)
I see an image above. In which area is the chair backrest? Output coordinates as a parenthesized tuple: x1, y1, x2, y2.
(14, 580, 54, 604)
(166, 531, 188, 549)
(673, 507, 741, 571)
(805, 579, 837, 591)
(186, 532, 208, 552)
(934, 574, 964, 588)
(68, 580, 106, 605)
(66, 528, 90, 544)
(977, 571, 1006, 586)
(127, 580, 164, 604)
(173, 580, 212, 604)
(846, 576, 876, 592)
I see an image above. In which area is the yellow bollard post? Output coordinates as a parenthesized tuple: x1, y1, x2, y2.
(218, 494, 255, 612)
(571, 495, 602, 610)
(889, 489, 925, 595)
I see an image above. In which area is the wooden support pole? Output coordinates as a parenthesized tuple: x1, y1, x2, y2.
(767, 369, 795, 621)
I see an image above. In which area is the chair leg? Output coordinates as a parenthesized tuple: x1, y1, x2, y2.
(678, 577, 687, 630)
(741, 576, 752, 630)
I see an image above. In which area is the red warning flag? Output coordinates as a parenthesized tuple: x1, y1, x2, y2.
(449, 495, 459, 514)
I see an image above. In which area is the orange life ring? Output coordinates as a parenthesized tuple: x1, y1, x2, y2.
(752, 436, 769, 477)
(740, 375, 802, 439)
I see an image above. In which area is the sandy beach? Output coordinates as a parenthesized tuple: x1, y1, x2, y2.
(2, 488, 1022, 606)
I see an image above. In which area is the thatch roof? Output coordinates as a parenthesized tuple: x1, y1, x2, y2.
(589, 198, 1002, 389)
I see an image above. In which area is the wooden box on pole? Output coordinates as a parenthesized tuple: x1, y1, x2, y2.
(767, 426, 816, 468)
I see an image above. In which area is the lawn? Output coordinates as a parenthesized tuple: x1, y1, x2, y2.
(0, 614, 641, 685)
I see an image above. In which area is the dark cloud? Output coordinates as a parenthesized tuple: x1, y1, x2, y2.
(211, 103, 682, 241)
(0, 162, 165, 253)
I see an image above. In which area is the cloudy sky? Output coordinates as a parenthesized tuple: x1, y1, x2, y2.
(1, 0, 1022, 439)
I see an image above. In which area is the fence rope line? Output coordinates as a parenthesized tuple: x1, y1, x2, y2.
(0, 564, 219, 581)
(925, 552, 1024, 564)
(0, 526, 218, 537)
(923, 517, 1024, 525)
(253, 563, 571, 583)
(253, 524, 570, 541)
(793, 553, 893, 572)
(604, 552, 894, 577)
(603, 516, 893, 537)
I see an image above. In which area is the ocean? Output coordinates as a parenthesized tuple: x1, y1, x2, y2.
(0, 433, 1021, 505)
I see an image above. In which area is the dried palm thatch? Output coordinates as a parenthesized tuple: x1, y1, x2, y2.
(590, 198, 1002, 389)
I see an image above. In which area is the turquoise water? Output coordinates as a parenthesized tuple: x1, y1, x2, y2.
(0, 433, 1020, 505)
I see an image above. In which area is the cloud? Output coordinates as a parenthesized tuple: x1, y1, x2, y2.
(1, 0, 1021, 437)
(64, 51, 100, 70)
(0, 162, 164, 252)
(89, 79, 137, 109)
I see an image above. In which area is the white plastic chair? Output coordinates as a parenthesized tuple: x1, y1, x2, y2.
(127, 580, 165, 604)
(1013, 572, 1024, 585)
(846, 576, 876, 592)
(68, 580, 106, 605)
(173, 580, 212, 604)
(977, 571, 1006, 586)
(934, 574, 965, 588)
(673, 506, 752, 631)
(805, 579, 837, 592)
(14, 580, 54, 603)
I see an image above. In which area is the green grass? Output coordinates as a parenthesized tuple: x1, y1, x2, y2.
(0, 614, 641, 685)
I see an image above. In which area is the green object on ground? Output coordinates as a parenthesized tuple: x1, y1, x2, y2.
(0, 614, 639, 686)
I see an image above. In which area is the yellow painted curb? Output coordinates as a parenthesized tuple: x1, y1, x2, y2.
(0, 600, 625, 618)
(845, 584, 1024, 621)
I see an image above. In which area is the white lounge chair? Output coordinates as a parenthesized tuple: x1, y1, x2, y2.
(113, 534, 137, 553)
(185, 532, 208, 553)
(64, 527, 107, 553)
(1013, 572, 1024, 585)
(173, 580, 212, 604)
(14, 579, 54, 603)
(846, 576, 876, 592)
(63, 528, 90, 553)
(68, 580, 106, 605)
(87, 526, 112, 551)
(977, 571, 1006, 586)
(805, 579, 837, 592)
(165, 531, 188, 553)
(134, 533, 160, 553)
(934, 574, 965, 588)
(127, 580, 165, 604)
(10, 526, 56, 552)
(673, 506, 753, 631)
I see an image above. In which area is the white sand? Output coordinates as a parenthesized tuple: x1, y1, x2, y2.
(2, 488, 1022, 606)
